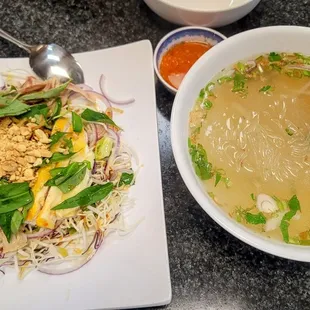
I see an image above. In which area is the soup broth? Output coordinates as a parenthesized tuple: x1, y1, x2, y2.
(189, 52, 310, 244)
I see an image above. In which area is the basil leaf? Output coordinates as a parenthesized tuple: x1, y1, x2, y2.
(63, 137, 73, 153)
(46, 161, 90, 193)
(245, 212, 266, 225)
(0, 211, 14, 242)
(81, 108, 120, 130)
(41, 152, 76, 166)
(280, 195, 300, 243)
(119, 172, 134, 186)
(11, 210, 24, 235)
(0, 98, 30, 117)
(52, 182, 113, 210)
(0, 182, 33, 214)
(21, 103, 49, 119)
(51, 98, 62, 119)
(21, 80, 70, 101)
(50, 132, 66, 147)
(72, 112, 83, 133)
(268, 52, 282, 62)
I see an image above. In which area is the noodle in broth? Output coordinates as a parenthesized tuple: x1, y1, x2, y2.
(189, 52, 310, 245)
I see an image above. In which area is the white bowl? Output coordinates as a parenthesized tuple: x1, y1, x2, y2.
(144, 0, 261, 27)
(171, 26, 310, 262)
(154, 26, 227, 94)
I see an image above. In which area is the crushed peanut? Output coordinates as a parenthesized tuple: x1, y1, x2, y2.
(0, 117, 52, 183)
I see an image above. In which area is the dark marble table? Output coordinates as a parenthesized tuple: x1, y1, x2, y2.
(0, 1, 310, 309)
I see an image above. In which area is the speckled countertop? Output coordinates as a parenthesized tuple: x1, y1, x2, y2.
(0, 1, 310, 309)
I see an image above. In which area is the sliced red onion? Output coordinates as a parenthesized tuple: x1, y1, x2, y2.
(76, 84, 93, 91)
(85, 90, 112, 111)
(38, 250, 97, 275)
(99, 74, 135, 105)
(106, 128, 120, 149)
(26, 229, 53, 240)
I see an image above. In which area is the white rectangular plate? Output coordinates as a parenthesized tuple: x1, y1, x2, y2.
(0, 40, 171, 310)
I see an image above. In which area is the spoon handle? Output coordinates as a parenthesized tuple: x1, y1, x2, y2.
(0, 29, 33, 53)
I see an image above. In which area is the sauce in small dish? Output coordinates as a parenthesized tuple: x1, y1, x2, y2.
(160, 41, 212, 89)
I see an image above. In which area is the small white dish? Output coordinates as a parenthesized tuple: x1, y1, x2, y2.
(154, 26, 226, 94)
(0, 40, 171, 310)
(144, 0, 261, 28)
(171, 26, 310, 262)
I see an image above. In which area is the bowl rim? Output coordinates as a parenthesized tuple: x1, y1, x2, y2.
(156, 0, 259, 13)
(154, 26, 227, 94)
(171, 25, 310, 262)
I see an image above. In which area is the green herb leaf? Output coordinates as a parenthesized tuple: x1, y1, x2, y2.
(0, 211, 14, 242)
(10, 210, 24, 235)
(46, 161, 90, 193)
(259, 85, 272, 93)
(303, 70, 310, 77)
(52, 182, 114, 210)
(41, 152, 76, 167)
(0, 98, 30, 118)
(268, 52, 282, 62)
(215, 172, 221, 187)
(50, 132, 66, 147)
(250, 193, 256, 201)
(63, 137, 74, 153)
(0, 182, 33, 214)
(51, 98, 62, 119)
(245, 212, 266, 225)
(72, 112, 83, 133)
(21, 80, 70, 101)
(280, 195, 300, 243)
(232, 73, 246, 93)
(119, 172, 134, 186)
(81, 108, 120, 130)
(285, 128, 294, 136)
(188, 140, 213, 180)
(21, 103, 49, 119)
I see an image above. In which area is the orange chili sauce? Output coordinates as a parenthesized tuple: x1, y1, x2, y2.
(159, 41, 212, 89)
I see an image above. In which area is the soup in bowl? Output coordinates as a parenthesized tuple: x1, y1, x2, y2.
(171, 26, 310, 261)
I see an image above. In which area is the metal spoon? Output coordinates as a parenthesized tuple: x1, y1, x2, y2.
(0, 29, 84, 84)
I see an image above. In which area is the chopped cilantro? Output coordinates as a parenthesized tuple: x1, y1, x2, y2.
(188, 140, 213, 180)
(250, 193, 256, 201)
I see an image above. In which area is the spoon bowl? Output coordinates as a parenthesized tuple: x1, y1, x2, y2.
(29, 43, 84, 83)
(0, 29, 84, 84)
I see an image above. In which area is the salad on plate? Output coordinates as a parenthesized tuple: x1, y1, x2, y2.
(0, 71, 137, 278)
